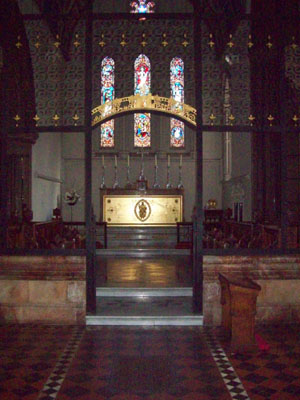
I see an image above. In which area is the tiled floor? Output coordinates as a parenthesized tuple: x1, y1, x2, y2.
(1, 324, 300, 400)
(222, 324, 300, 400)
(96, 256, 193, 288)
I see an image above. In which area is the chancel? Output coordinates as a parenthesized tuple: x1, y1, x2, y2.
(1, 2, 300, 397)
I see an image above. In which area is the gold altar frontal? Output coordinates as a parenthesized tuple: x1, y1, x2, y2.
(100, 189, 183, 226)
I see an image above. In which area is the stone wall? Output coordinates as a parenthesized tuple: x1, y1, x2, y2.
(0, 256, 86, 325)
(203, 256, 300, 326)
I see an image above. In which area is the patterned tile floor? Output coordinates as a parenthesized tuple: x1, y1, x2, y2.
(218, 324, 300, 400)
(0, 324, 300, 400)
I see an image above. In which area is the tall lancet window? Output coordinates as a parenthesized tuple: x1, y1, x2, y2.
(100, 57, 115, 148)
(134, 54, 151, 147)
(170, 57, 184, 148)
(130, 0, 155, 13)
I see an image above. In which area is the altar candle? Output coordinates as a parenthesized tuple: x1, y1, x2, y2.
(155, 154, 157, 167)
(168, 154, 170, 167)
(102, 155, 105, 167)
(180, 154, 182, 167)
(115, 155, 117, 167)
(127, 154, 130, 167)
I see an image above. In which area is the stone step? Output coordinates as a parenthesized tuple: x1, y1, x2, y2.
(96, 248, 190, 256)
(97, 226, 179, 249)
(86, 315, 203, 326)
(86, 295, 202, 326)
(96, 287, 193, 297)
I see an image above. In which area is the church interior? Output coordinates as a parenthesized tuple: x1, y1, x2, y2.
(1, 0, 300, 399)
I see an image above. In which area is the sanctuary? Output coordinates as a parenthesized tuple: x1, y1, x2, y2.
(1, 0, 300, 327)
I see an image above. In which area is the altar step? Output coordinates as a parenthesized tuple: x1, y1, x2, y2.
(86, 287, 203, 326)
(86, 315, 203, 326)
(100, 226, 178, 249)
(96, 287, 193, 297)
(96, 248, 190, 257)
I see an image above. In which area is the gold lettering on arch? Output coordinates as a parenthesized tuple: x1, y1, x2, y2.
(91, 94, 196, 127)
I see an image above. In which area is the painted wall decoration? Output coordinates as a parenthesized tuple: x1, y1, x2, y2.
(170, 57, 184, 147)
(101, 57, 115, 147)
(134, 54, 151, 147)
(25, 19, 85, 126)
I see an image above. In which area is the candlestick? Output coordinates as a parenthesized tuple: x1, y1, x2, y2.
(153, 165, 160, 188)
(126, 154, 132, 188)
(166, 164, 172, 189)
(113, 164, 119, 189)
(139, 150, 145, 181)
(168, 154, 170, 167)
(100, 164, 106, 189)
(102, 155, 105, 167)
(180, 154, 182, 167)
(114, 155, 117, 167)
(155, 154, 157, 167)
(125, 163, 133, 188)
(177, 165, 183, 189)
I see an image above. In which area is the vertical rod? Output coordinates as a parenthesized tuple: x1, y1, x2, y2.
(279, 30, 288, 249)
(0, 61, 9, 249)
(85, 4, 96, 313)
(193, 10, 203, 313)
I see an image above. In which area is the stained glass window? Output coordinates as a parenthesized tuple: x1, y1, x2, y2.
(170, 57, 184, 148)
(130, 0, 155, 13)
(100, 57, 115, 148)
(134, 54, 151, 147)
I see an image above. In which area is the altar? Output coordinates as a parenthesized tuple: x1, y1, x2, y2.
(100, 188, 183, 226)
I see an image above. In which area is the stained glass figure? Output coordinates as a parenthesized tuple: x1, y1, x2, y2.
(170, 57, 184, 148)
(134, 113, 151, 147)
(134, 54, 151, 147)
(130, 0, 155, 13)
(101, 57, 115, 147)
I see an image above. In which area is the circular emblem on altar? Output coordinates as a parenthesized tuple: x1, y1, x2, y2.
(134, 199, 151, 222)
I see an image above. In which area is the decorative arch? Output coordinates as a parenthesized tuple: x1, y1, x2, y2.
(134, 54, 151, 147)
(170, 57, 184, 147)
(91, 94, 196, 129)
(100, 57, 115, 147)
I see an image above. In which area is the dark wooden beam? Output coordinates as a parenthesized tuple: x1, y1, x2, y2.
(193, 10, 203, 314)
(84, 3, 96, 314)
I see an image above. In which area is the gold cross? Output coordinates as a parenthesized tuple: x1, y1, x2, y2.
(99, 34, 106, 47)
(54, 34, 61, 48)
(74, 34, 80, 48)
(266, 35, 273, 49)
(162, 33, 168, 47)
(15, 36, 22, 49)
(267, 114, 274, 126)
(208, 34, 215, 48)
(14, 114, 21, 127)
(209, 113, 216, 125)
